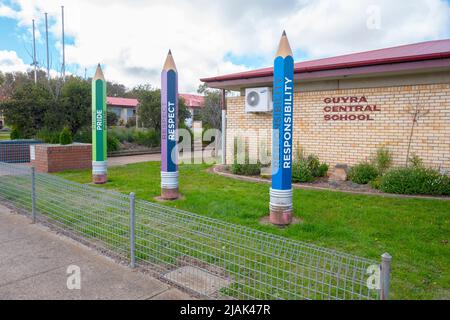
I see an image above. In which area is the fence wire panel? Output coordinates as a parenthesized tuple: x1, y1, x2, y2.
(0, 162, 130, 259)
(0, 162, 381, 300)
(0, 162, 33, 214)
(0, 140, 42, 163)
(134, 201, 379, 300)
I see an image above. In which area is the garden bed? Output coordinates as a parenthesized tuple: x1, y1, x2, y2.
(213, 165, 450, 201)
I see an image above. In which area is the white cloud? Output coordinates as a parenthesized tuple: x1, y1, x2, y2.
(0, 50, 29, 73)
(1, 0, 450, 92)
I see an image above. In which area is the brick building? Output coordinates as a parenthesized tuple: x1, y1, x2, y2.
(201, 39, 450, 171)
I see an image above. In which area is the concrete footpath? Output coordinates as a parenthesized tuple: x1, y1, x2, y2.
(0, 203, 193, 300)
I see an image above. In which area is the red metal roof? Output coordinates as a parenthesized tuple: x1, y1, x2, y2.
(201, 39, 450, 83)
(107, 97, 139, 108)
(179, 93, 205, 108)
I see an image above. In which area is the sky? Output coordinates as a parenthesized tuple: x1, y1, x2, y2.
(0, 0, 449, 93)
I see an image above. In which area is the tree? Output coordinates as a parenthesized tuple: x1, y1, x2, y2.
(0, 83, 53, 138)
(134, 85, 190, 131)
(107, 111, 119, 127)
(197, 83, 222, 130)
(107, 81, 127, 97)
(0, 77, 91, 137)
(59, 78, 91, 134)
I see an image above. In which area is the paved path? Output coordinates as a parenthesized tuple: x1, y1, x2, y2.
(108, 154, 161, 167)
(0, 203, 193, 300)
(108, 152, 219, 167)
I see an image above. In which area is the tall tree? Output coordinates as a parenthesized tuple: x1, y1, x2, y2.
(197, 83, 221, 130)
(134, 85, 190, 131)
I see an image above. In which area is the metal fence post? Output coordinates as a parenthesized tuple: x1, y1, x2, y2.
(380, 252, 392, 300)
(31, 166, 36, 223)
(129, 192, 136, 269)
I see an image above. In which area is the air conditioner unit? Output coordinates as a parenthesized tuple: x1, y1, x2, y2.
(245, 87, 273, 113)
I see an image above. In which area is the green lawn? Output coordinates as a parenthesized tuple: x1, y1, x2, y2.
(0, 132, 10, 140)
(55, 161, 450, 300)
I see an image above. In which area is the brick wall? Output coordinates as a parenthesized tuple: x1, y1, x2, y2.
(226, 83, 450, 170)
(31, 144, 92, 173)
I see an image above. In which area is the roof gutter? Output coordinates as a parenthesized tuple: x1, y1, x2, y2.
(201, 52, 450, 83)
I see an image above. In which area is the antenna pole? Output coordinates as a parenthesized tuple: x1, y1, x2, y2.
(61, 6, 66, 81)
(32, 19, 37, 84)
(45, 13, 50, 80)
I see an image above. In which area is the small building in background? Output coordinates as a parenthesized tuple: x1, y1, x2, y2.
(107, 97, 139, 125)
(179, 93, 205, 127)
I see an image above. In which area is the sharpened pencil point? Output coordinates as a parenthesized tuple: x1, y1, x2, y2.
(163, 50, 177, 71)
(94, 63, 105, 80)
(275, 31, 293, 58)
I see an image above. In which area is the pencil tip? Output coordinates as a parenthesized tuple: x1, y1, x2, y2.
(163, 50, 177, 71)
(94, 64, 105, 80)
(275, 31, 293, 58)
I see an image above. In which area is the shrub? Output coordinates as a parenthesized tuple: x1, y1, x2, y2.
(348, 163, 379, 185)
(370, 176, 382, 190)
(231, 161, 261, 176)
(316, 163, 329, 178)
(292, 152, 328, 181)
(107, 111, 119, 127)
(10, 127, 21, 140)
(374, 147, 392, 175)
(380, 167, 450, 196)
(134, 129, 160, 148)
(292, 160, 314, 183)
(126, 117, 136, 128)
(306, 155, 320, 176)
(36, 128, 60, 144)
(73, 126, 92, 143)
(107, 136, 120, 152)
(109, 127, 135, 143)
(408, 153, 423, 169)
(59, 127, 73, 145)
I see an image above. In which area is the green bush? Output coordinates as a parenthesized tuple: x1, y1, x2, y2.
(380, 167, 450, 196)
(10, 127, 21, 140)
(408, 153, 423, 169)
(317, 163, 329, 178)
(292, 160, 314, 183)
(36, 128, 60, 144)
(348, 163, 379, 185)
(134, 129, 160, 148)
(374, 147, 392, 175)
(370, 176, 382, 190)
(73, 126, 92, 143)
(109, 127, 135, 143)
(126, 117, 136, 128)
(59, 127, 73, 145)
(291, 152, 328, 182)
(107, 111, 119, 127)
(107, 136, 120, 152)
(231, 161, 261, 176)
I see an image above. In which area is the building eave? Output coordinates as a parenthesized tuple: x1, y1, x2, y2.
(204, 58, 450, 91)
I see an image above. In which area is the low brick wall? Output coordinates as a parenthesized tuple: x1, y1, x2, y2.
(31, 143, 92, 173)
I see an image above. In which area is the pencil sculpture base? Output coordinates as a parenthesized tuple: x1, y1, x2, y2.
(161, 171, 179, 200)
(92, 161, 108, 184)
(269, 188, 293, 226)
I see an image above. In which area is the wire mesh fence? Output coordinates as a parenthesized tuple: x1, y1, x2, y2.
(0, 161, 389, 300)
(0, 140, 43, 163)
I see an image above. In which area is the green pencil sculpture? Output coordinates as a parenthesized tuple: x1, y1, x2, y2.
(92, 64, 107, 184)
